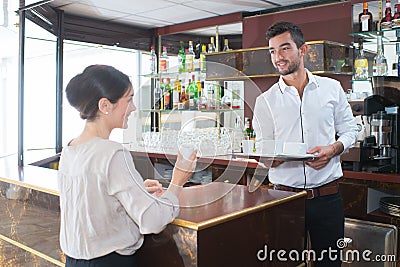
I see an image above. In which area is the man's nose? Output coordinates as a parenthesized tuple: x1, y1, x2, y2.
(275, 50, 284, 59)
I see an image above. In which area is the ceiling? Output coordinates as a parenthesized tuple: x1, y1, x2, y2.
(44, 0, 342, 36)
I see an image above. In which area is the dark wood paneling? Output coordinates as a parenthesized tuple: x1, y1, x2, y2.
(198, 199, 305, 267)
(242, 2, 352, 49)
(137, 184, 306, 267)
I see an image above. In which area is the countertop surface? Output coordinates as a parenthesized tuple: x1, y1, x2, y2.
(0, 151, 60, 195)
(174, 182, 305, 230)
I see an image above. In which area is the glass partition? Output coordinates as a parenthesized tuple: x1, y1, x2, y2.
(0, 0, 19, 157)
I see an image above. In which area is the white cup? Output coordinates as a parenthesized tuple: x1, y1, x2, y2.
(258, 140, 283, 155)
(283, 142, 307, 155)
(241, 140, 254, 154)
(179, 143, 197, 161)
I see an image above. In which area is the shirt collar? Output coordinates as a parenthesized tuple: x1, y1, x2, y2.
(277, 69, 318, 94)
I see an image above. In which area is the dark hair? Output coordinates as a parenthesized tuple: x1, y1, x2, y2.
(66, 65, 131, 121)
(266, 21, 305, 48)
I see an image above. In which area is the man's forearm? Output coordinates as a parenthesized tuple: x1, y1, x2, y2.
(330, 141, 344, 157)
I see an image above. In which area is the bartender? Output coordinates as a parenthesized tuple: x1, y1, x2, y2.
(253, 21, 358, 266)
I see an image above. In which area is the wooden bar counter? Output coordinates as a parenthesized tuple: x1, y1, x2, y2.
(137, 183, 306, 267)
(0, 151, 306, 267)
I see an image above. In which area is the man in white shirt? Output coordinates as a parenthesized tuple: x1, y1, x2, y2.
(253, 22, 357, 266)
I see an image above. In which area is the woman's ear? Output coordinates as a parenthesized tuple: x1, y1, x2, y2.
(98, 98, 111, 115)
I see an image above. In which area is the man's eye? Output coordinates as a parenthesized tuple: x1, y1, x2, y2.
(269, 50, 275, 55)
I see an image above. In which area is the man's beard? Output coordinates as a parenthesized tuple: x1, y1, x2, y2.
(275, 57, 301, 76)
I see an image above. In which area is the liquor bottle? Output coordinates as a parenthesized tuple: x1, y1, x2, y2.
(200, 44, 207, 72)
(231, 85, 241, 109)
(354, 39, 369, 80)
(160, 78, 165, 110)
(178, 41, 186, 73)
(154, 80, 162, 110)
(381, 0, 393, 29)
(208, 37, 216, 53)
(232, 116, 244, 152)
(359, 2, 374, 32)
(185, 41, 195, 73)
(180, 85, 188, 110)
(173, 78, 181, 110)
(222, 38, 230, 52)
(150, 45, 157, 74)
(159, 46, 169, 73)
(198, 81, 208, 110)
(192, 75, 199, 109)
(207, 44, 213, 54)
(373, 33, 388, 76)
(195, 39, 201, 59)
(187, 77, 198, 110)
(394, 0, 400, 20)
(207, 82, 216, 110)
(243, 118, 255, 140)
(196, 78, 201, 99)
(397, 54, 400, 76)
(164, 78, 172, 110)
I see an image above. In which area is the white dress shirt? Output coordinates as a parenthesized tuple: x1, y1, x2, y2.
(58, 137, 179, 259)
(253, 70, 358, 188)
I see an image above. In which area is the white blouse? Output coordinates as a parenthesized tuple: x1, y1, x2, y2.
(58, 137, 179, 259)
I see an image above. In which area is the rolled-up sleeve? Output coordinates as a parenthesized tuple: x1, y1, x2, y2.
(334, 83, 358, 152)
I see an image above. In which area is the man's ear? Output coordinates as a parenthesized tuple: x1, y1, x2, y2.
(299, 43, 309, 57)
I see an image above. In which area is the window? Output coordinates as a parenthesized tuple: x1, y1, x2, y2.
(62, 41, 138, 145)
(0, 3, 141, 159)
(0, 0, 19, 157)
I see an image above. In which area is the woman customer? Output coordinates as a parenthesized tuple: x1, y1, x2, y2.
(58, 64, 196, 266)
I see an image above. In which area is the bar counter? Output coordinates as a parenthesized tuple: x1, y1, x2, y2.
(137, 183, 306, 266)
(0, 151, 307, 267)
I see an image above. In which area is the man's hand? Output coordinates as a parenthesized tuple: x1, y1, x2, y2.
(306, 145, 336, 170)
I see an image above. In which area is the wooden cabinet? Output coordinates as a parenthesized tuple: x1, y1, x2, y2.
(340, 171, 400, 264)
(206, 41, 354, 80)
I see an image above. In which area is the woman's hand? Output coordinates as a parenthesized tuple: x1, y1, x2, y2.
(171, 150, 197, 187)
(144, 179, 163, 196)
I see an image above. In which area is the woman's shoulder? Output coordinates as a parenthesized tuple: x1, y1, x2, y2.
(93, 138, 125, 153)
(63, 137, 124, 155)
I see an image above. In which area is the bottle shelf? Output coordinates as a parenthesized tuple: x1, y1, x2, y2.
(141, 70, 206, 79)
(351, 78, 372, 82)
(205, 71, 353, 81)
(350, 28, 400, 43)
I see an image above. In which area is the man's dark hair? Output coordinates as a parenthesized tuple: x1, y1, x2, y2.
(266, 21, 305, 48)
